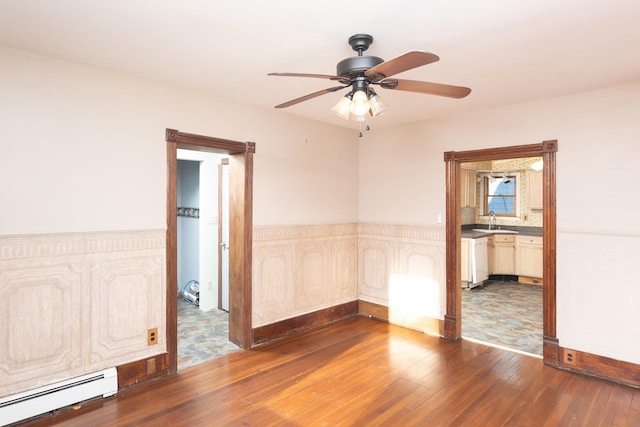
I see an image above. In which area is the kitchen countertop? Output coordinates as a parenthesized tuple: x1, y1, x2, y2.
(461, 225, 542, 239)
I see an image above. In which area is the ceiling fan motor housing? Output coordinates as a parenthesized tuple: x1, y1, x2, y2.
(337, 33, 384, 78)
(336, 56, 384, 78)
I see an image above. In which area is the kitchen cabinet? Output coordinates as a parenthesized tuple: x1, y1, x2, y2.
(527, 170, 543, 209)
(461, 168, 477, 208)
(487, 235, 495, 274)
(461, 238, 470, 284)
(517, 235, 543, 280)
(491, 234, 516, 275)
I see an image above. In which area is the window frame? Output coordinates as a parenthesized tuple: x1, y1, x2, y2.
(482, 174, 519, 218)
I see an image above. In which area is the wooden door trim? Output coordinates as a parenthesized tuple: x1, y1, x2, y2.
(166, 129, 255, 374)
(444, 140, 559, 366)
(217, 158, 229, 311)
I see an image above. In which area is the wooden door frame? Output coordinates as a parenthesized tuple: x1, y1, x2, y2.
(166, 129, 255, 373)
(218, 158, 230, 311)
(444, 140, 560, 366)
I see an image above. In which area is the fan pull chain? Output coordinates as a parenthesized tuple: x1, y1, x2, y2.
(358, 123, 372, 138)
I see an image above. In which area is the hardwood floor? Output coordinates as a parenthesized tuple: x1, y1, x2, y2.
(22, 317, 640, 426)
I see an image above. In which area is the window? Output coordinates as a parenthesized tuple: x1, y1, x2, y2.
(484, 175, 517, 217)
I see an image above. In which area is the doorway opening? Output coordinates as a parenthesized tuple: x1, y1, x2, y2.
(460, 157, 544, 356)
(166, 129, 255, 374)
(176, 152, 239, 370)
(444, 141, 560, 366)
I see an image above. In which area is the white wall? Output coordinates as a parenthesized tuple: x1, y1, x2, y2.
(0, 44, 359, 236)
(359, 83, 640, 364)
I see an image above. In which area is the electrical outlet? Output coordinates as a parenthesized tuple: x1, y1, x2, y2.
(147, 328, 158, 346)
(563, 349, 577, 367)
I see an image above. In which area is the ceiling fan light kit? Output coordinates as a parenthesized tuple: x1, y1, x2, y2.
(331, 93, 353, 120)
(368, 91, 389, 117)
(268, 34, 471, 123)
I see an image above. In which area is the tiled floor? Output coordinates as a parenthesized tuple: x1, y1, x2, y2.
(177, 298, 241, 371)
(462, 280, 543, 355)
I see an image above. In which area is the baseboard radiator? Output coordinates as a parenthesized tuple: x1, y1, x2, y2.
(0, 367, 117, 426)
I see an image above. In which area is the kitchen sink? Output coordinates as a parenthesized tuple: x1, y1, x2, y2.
(472, 229, 519, 234)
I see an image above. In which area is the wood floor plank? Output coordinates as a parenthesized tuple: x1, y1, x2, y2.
(19, 316, 640, 427)
(629, 392, 640, 424)
(602, 384, 633, 426)
(263, 341, 391, 418)
(405, 351, 523, 425)
(446, 356, 537, 425)
(579, 381, 614, 424)
(557, 374, 608, 426)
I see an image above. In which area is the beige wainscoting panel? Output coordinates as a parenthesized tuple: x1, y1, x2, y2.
(396, 241, 446, 319)
(331, 237, 358, 302)
(0, 259, 84, 391)
(358, 237, 394, 303)
(252, 223, 358, 327)
(89, 252, 165, 364)
(252, 243, 296, 326)
(358, 224, 446, 322)
(295, 240, 330, 311)
(0, 230, 165, 397)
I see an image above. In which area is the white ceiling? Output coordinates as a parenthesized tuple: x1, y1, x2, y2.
(1, 1, 639, 130)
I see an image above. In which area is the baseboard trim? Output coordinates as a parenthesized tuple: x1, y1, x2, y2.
(252, 301, 358, 344)
(543, 335, 560, 366)
(117, 353, 169, 389)
(518, 276, 543, 285)
(559, 346, 640, 388)
(358, 300, 444, 337)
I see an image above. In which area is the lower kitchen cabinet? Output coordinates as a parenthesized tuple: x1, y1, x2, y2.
(489, 234, 516, 275)
(517, 235, 543, 280)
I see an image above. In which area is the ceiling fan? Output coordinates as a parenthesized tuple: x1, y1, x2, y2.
(268, 34, 471, 122)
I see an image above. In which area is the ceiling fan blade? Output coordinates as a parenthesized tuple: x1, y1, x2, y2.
(274, 86, 347, 109)
(379, 79, 471, 99)
(365, 51, 440, 81)
(268, 72, 343, 81)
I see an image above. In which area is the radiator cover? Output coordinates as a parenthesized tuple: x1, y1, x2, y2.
(0, 368, 117, 426)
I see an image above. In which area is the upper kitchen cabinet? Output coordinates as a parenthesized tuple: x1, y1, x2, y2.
(461, 168, 477, 208)
(527, 170, 543, 209)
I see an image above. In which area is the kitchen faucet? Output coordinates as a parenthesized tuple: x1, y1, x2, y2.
(488, 211, 496, 230)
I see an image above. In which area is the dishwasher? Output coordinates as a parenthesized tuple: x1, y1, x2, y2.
(470, 237, 489, 288)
